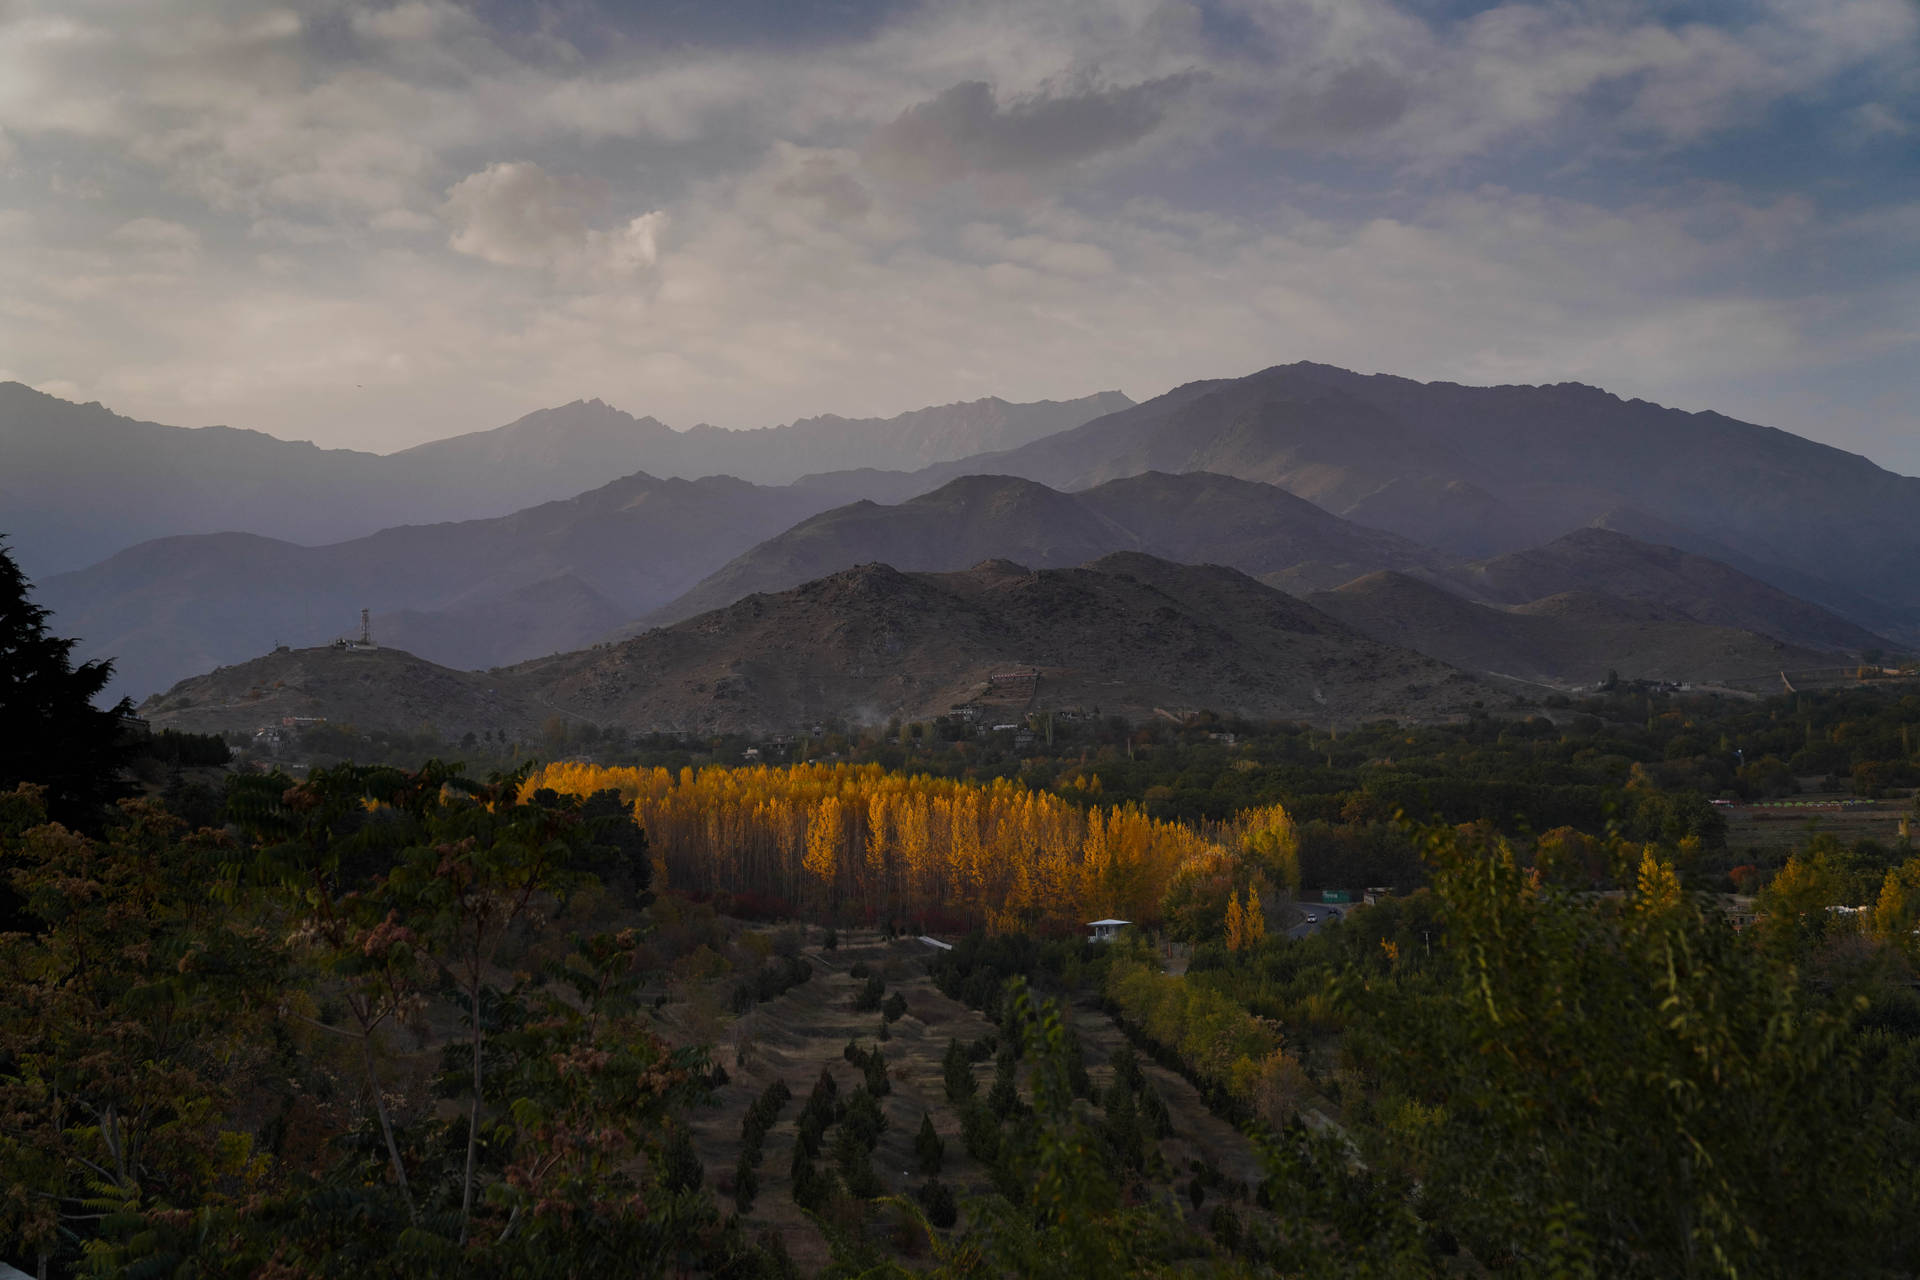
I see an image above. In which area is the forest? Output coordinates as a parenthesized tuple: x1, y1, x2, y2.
(6, 543, 1920, 1276)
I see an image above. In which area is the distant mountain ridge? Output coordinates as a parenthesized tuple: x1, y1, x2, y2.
(140, 554, 1487, 737)
(0, 382, 1129, 575)
(1308, 572, 1836, 688)
(37, 471, 843, 701)
(60, 466, 1893, 704)
(644, 471, 1447, 628)
(804, 362, 1920, 640)
(1442, 529, 1889, 655)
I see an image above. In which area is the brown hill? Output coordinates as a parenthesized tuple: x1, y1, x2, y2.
(1308, 572, 1834, 687)
(144, 554, 1486, 738)
(138, 644, 544, 740)
(519, 553, 1485, 735)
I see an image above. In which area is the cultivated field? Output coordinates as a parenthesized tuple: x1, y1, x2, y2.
(658, 928, 1266, 1269)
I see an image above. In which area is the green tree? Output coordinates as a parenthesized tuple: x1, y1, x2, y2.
(1382, 825, 1913, 1277)
(0, 789, 280, 1275)
(0, 539, 134, 831)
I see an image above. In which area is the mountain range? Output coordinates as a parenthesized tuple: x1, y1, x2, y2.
(1306, 573, 1835, 688)
(139, 554, 1488, 738)
(804, 362, 1920, 639)
(640, 471, 1447, 630)
(35, 472, 841, 700)
(15, 359, 1919, 727)
(0, 381, 1127, 576)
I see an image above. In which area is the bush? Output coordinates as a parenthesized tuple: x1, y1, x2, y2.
(882, 990, 909, 1023)
(854, 974, 886, 1012)
(822, 927, 839, 951)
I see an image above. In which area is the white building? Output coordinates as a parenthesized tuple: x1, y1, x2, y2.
(1087, 918, 1130, 943)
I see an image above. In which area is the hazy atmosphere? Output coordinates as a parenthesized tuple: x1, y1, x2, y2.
(3, 0, 1917, 467)
(14, 5, 1920, 1278)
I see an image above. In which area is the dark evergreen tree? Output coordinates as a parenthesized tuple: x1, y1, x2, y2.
(914, 1113, 945, 1177)
(943, 1038, 976, 1103)
(0, 537, 134, 829)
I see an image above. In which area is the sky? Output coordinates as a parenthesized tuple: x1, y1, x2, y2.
(1, 0, 1916, 471)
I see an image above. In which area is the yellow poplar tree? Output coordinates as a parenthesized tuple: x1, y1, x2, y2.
(1245, 884, 1266, 945)
(1225, 889, 1246, 951)
(805, 795, 843, 893)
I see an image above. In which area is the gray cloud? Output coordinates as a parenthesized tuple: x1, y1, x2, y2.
(773, 155, 872, 220)
(0, 0, 1914, 474)
(864, 73, 1201, 186)
(1274, 61, 1410, 143)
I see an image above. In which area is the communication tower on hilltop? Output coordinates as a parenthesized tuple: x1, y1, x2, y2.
(360, 608, 372, 647)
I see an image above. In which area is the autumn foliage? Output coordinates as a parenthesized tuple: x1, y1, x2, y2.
(527, 761, 1231, 933)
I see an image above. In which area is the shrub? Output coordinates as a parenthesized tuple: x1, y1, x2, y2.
(854, 974, 886, 1012)
(882, 990, 909, 1023)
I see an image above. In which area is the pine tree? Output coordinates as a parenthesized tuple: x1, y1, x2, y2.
(0, 537, 134, 828)
(915, 1113, 945, 1176)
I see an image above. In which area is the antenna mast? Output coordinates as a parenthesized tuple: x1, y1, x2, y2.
(360, 608, 372, 646)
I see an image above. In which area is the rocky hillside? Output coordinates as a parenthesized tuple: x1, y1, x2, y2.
(138, 645, 543, 740)
(520, 553, 1485, 735)
(142, 554, 1485, 737)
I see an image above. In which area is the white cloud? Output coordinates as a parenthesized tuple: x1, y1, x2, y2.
(441, 160, 665, 277)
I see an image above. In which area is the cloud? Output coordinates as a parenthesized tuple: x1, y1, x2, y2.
(370, 207, 437, 232)
(774, 154, 872, 221)
(0, 0, 1914, 475)
(1273, 61, 1410, 143)
(864, 73, 1201, 186)
(441, 161, 664, 276)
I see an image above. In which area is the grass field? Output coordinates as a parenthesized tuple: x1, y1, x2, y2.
(1721, 792, 1913, 857)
